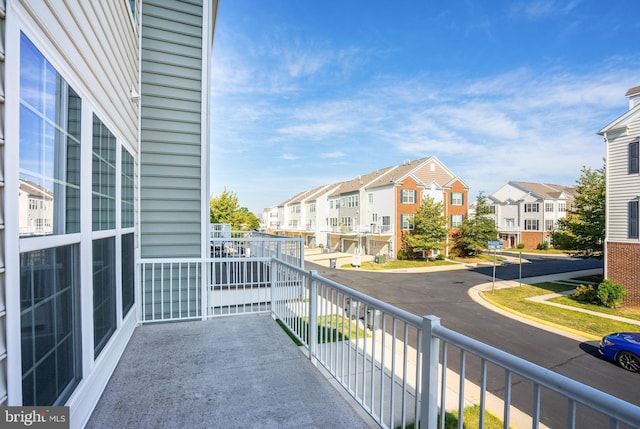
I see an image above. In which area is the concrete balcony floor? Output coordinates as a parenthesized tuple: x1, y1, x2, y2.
(87, 314, 377, 429)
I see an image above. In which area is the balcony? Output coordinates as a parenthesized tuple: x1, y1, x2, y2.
(88, 231, 640, 428)
(87, 314, 374, 428)
(325, 225, 392, 235)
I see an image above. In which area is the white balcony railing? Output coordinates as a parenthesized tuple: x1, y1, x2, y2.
(325, 224, 392, 234)
(271, 259, 640, 429)
(137, 233, 640, 429)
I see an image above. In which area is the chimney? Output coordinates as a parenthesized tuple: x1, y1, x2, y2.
(625, 85, 640, 110)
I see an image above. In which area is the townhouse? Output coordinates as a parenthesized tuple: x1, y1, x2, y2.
(3, 1, 217, 427)
(488, 182, 575, 249)
(268, 156, 469, 259)
(598, 86, 640, 307)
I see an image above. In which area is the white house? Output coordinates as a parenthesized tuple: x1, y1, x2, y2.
(270, 156, 469, 258)
(488, 182, 575, 249)
(598, 85, 640, 307)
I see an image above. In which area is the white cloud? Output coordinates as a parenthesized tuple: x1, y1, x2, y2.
(210, 20, 638, 212)
(320, 151, 346, 159)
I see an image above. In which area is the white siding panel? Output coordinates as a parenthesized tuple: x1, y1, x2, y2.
(18, 0, 138, 149)
(607, 115, 640, 241)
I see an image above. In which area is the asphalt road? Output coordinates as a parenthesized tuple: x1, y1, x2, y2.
(305, 255, 639, 429)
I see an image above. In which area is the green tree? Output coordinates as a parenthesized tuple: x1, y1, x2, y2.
(453, 192, 498, 257)
(403, 196, 448, 258)
(235, 207, 260, 230)
(210, 188, 260, 230)
(555, 163, 605, 256)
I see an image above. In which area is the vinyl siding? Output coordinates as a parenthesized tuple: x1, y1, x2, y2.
(412, 160, 454, 185)
(607, 116, 640, 241)
(0, 0, 6, 406)
(16, 0, 138, 147)
(140, 0, 206, 258)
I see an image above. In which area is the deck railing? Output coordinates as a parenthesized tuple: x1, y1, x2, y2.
(139, 233, 303, 322)
(137, 234, 640, 428)
(271, 258, 640, 429)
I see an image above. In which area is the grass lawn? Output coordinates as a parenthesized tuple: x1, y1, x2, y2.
(480, 282, 640, 338)
(276, 315, 370, 346)
(549, 296, 640, 322)
(401, 405, 508, 429)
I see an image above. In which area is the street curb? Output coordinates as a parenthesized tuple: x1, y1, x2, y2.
(471, 287, 601, 342)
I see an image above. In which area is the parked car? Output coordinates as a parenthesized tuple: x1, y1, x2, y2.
(599, 332, 640, 372)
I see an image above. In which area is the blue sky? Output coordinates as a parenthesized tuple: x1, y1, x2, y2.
(210, 0, 640, 215)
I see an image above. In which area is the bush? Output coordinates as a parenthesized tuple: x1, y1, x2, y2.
(538, 241, 549, 251)
(573, 284, 597, 302)
(517, 243, 525, 249)
(435, 254, 445, 260)
(397, 249, 409, 260)
(596, 279, 627, 308)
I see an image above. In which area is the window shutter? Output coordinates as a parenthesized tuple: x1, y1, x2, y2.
(461, 193, 465, 205)
(629, 201, 639, 239)
(630, 141, 639, 174)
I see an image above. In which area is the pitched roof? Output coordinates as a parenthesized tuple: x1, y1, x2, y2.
(287, 184, 332, 204)
(19, 179, 54, 200)
(509, 181, 576, 200)
(625, 86, 640, 97)
(276, 156, 465, 205)
(327, 166, 396, 197)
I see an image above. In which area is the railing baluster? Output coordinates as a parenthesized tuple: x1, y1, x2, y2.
(440, 342, 448, 429)
(480, 358, 487, 429)
(532, 383, 540, 429)
(504, 370, 512, 429)
(402, 323, 409, 428)
(379, 313, 386, 425)
(458, 349, 466, 429)
(390, 317, 397, 427)
(567, 398, 576, 429)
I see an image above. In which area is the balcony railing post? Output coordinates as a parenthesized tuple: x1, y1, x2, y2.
(201, 258, 207, 320)
(421, 315, 440, 429)
(308, 271, 318, 365)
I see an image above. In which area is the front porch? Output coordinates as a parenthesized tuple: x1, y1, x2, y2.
(86, 314, 376, 428)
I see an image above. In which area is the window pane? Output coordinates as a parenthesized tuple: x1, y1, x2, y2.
(121, 148, 135, 228)
(122, 233, 135, 316)
(19, 34, 82, 237)
(20, 245, 81, 406)
(93, 237, 116, 356)
(92, 115, 116, 230)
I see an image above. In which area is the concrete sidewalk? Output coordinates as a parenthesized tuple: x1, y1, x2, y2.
(86, 314, 377, 429)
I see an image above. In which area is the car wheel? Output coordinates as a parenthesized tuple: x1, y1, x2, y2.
(616, 351, 640, 372)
